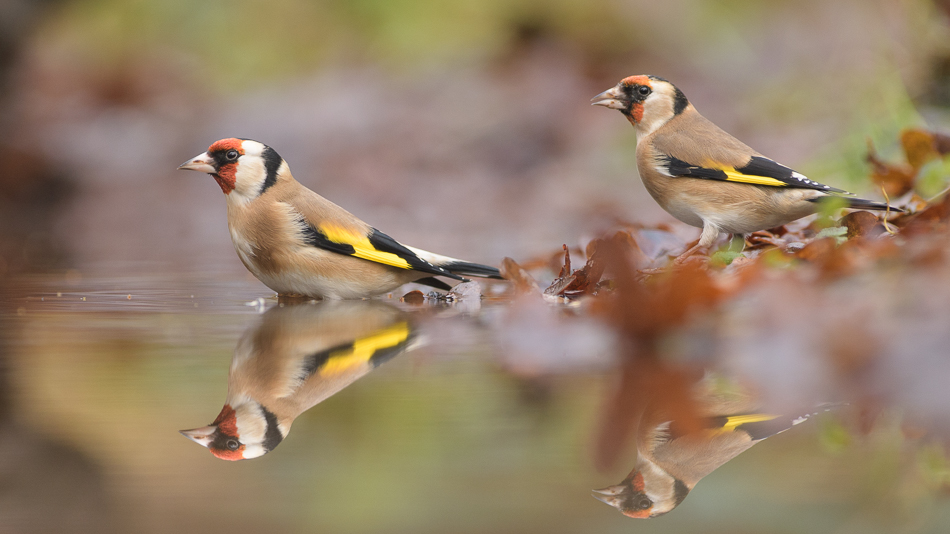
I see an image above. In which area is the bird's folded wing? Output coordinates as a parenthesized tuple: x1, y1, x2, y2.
(655, 154, 847, 193)
(650, 116, 846, 193)
(299, 217, 465, 280)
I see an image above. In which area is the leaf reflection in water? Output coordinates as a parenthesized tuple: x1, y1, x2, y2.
(180, 301, 418, 461)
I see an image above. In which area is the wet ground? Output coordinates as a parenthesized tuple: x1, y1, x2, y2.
(2, 270, 949, 534)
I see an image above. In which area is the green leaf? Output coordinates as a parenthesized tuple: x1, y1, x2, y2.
(709, 250, 743, 267)
(915, 155, 950, 199)
(815, 225, 848, 244)
(818, 416, 851, 454)
(812, 196, 850, 228)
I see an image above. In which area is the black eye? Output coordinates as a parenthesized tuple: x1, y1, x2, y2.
(637, 497, 652, 510)
(637, 86, 651, 97)
(226, 150, 239, 161)
(226, 439, 240, 450)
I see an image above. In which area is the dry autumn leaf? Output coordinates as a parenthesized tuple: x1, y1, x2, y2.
(867, 139, 916, 197)
(500, 257, 542, 295)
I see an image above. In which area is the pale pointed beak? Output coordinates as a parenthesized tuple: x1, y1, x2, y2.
(179, 425, 216, 448)
(590, 87, 627, 110)
(178, 152, 216, 173)
(591, 484, 626, 508)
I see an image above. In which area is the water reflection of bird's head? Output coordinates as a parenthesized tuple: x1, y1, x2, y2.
(180, 301, 418, 460)
(592, 466, 688, 518)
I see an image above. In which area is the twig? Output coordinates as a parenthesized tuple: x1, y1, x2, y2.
(880, 185, 897, 236)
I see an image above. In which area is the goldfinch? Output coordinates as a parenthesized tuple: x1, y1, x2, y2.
(178, 138, 502, 298)
(591, 75, 900, 263)
(180, 301, 418, 460)
(592, 377, 834, 518)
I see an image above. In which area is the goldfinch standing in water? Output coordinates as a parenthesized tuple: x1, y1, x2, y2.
(178, 138, 502, 298)
(591, 76, 900, 264)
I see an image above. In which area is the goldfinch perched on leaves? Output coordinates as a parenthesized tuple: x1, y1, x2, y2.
(591, 75, 901, 263)
(178, 138, 503, 298)
(592, 375, 836, 518)
(180, 301, 418, 460)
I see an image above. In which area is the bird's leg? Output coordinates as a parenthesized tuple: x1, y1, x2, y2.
(638, 225, 720, 275)
(745, 231, 784, 249)
(671, 224, 720, 266)
(277, 293, 317, 305)
(671, 242, 706, 266)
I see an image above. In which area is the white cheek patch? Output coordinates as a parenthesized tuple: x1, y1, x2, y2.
(234, 400, 268, 446)
(636, 84, 678, 140)
(232, 158, 267, 201)
(241, 443, 267, 459)
(637, 456, 677, 512)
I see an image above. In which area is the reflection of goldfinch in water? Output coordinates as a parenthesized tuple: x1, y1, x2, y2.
(592, 376, 833, 518)
(592, 76, 901, 264)
(180, 301, 418, 460)
(178, 138, 502, 298)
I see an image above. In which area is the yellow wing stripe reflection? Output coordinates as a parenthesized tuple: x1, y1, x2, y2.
(718, 413, 780, 433)
(320, 323, 410, 376)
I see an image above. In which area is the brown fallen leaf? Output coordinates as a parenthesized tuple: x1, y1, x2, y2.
(591, 235, 723, 343)
(796, 236, 838, 263)
(901, 129, 941, 172)
(500, 257, 541, 295)
(544, 241, 609, 298)
(840, 211, 884, 239)
(745, 229, 786, 250)
(895, 191, 950, 237)
(400, 290, 425, 305)
(934, 131, 950, 155)
(795, 237, 871, 280)
(867, 139, 916, 197)
(558, 244, 571, 278)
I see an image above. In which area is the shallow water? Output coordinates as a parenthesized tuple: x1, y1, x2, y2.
(1, 272, 949, 534)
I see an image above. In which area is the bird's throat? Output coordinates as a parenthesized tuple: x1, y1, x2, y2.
(624, 102, 644, 126)
(212, 172, 236, 194)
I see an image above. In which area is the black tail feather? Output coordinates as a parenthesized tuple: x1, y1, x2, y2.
(441, 261, 504, 279)
(413, 277, 454, 291)
(808, 195, 904, 212)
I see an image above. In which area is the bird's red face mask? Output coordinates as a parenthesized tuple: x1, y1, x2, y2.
(592, 471, 657, 518)
(178, 138, 246, 194)
(591, 75, 653, 124)
(179, 404, 246, 461)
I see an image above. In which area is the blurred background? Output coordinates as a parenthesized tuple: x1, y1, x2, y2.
(2, 0, 950, 533)
(2, 0, 949, 276)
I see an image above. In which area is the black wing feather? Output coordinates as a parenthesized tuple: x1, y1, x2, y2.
(299, 220, 466, 281)
(366, 229, 466, 281)
(660, 155, 848, 193)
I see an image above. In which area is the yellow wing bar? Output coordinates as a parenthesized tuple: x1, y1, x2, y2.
(318, 223, 412, 270)
(712, 165, 788, 187)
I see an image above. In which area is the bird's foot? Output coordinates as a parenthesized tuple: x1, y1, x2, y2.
(637, 249, 709, 277)
(277, 293, 318, 305)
